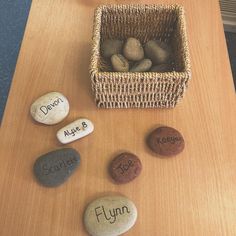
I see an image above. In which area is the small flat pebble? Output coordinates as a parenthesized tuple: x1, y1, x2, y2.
(33, 148, 80, 187)
(109, 152, 142, 184)
(30, 92, 69, 125)
(144, 40, 171, 64)
(130, 58, 152, 72)
(111, 54, 129, 72)
(101, 39, 123, 58)
(57, 118, 94, 144)
(150, 64, 172, 72)
(147, 126, 185, 156)
(123, 37, 144, 61)
(84, 195, 137, 236)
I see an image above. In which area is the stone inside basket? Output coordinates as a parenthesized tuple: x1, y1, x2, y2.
(90, 4, 191, 108)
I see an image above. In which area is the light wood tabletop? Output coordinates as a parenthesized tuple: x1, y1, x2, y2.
(0, 0, 236, 235)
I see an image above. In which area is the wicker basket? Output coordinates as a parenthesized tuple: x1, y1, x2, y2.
(90, 4, 191, 108)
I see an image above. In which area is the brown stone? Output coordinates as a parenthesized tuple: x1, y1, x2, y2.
(109, 152, 142, 184)
(147, 126, 185, 156)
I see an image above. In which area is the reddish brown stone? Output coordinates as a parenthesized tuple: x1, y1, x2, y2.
(147, 126, 185, 156)
(109, 152, 142, 184)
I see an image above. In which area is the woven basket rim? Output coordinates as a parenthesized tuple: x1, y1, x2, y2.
(96, 71, 190, 77)
(95, 4, 184, 12)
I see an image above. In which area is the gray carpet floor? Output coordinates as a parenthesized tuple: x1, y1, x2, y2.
(0, 0, 32, 122)
(225, 32, 236, 89)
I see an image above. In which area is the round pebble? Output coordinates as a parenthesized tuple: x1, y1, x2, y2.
(30, 92, 69, 125)
(101, 39, 123, 58)
(130, 59, 152, 72)
(84, 195, 137, 236)
(144, 40, 171, 64)
(147, 126, 185, 156)
(150, 64, 172, 72)
(109, 152, 142, 184)
(123, 37, 144, 61)
(111, 54, 129, 72)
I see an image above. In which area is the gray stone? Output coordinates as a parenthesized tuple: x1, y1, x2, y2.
(150, 64, 172, 72)
(144, 40, 172, 64)
(111, 54, 129, 72)
(123, 37, 144, 61)
(101, 39, 123, 58)
(33, 148, 80, 187)
(130, 58, 152, 72)
(84, 195, 137, 236)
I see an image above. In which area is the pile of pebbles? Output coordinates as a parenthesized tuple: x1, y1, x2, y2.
(101, 37, 173, 72)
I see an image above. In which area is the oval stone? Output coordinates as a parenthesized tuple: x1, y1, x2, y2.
(30, 92, 69, 125)
(123, 37, 144, 61)
(144, 40, 172, 64)
(109, 152, 142, 184)
(130, 58, 152, 72)
(84, 195, 137, 236)
(56, 118, 94, 144)
(111, 54, 129, 72)
(147, 126, 185, 156)
(33, 148, 80, 187)
(101, 39, 123, 58)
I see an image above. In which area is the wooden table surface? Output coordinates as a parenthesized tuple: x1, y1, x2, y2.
(0, 0, 236, 235)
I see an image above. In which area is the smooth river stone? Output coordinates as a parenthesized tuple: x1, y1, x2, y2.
(101, 39, 123, 58)
(147, 126, 185, 157)
(130, 58, 152, 72)
(30, 92, 69, 125)
(109, 152, 142, 184)
(144, 40, 171, 64)
(84, 195, 137, 236)
(56, 118, 94, 144)
(111, 54, 129, 72)
(33, 148, 80, 187)
(123, 37, 144, 61)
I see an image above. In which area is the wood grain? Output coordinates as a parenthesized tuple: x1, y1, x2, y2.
(0, 0, 236, 235)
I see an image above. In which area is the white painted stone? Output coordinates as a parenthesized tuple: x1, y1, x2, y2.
(30, 92, 69, 125)
(56, 118, 94, 144)
(84, 195, 137, 236)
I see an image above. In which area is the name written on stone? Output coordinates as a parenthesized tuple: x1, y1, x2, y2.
(115, 160, 134, 175)
(33, 148, 80, 187)
(42, 155, 78, 175)
(147, 126, 185, 156)
(83, 195, 137, 236)
(40, 97, 64, 115)
(109, 152, 142, 184)
(157, 136, 183, 144)
(64, 121, 88, 137)
(57, 118, 94, 144)
(94, 205, 130, 224)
